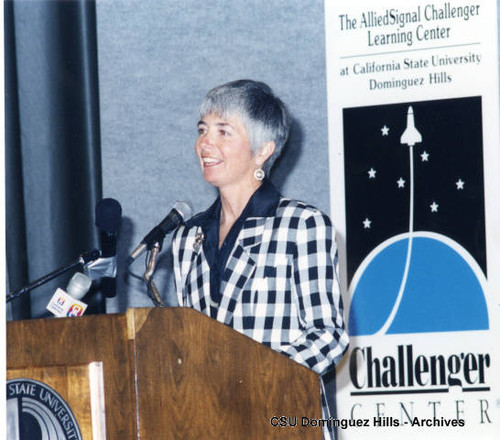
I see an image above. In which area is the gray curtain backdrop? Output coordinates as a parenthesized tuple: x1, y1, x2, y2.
(5, 0, 102, 319)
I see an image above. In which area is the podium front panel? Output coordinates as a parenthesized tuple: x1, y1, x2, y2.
(129, 307, 322, 439)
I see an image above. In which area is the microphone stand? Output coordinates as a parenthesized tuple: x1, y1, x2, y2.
(143, 243, 167, 307)
(6, 249, 101, 303)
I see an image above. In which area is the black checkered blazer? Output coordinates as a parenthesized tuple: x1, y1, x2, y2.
(172, 196, 349, 376)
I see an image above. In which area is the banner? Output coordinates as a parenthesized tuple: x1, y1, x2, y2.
(325, 1, 500, 438)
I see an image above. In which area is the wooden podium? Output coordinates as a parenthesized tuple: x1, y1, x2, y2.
(7, 307, 322, 439)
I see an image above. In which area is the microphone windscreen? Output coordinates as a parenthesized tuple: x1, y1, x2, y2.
(173, 201, 193, 222)
(67, 272, 92, 300)
(95, 198, 122, 233)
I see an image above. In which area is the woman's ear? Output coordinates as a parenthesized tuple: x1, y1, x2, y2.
(256, 141, 276, 167)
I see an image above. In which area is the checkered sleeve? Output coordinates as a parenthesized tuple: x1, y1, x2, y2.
(281, 209, 349, 375)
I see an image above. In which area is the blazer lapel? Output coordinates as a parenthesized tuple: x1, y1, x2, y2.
(217, 217, 271, 325)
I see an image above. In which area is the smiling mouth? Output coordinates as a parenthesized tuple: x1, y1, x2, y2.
(202, 157, 223, 167)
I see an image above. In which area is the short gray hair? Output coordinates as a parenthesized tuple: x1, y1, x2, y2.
(200, 79, 291, 174)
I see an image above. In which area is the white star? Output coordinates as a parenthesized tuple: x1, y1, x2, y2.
(381, 125, 389, 136)
(421, 151, 429, 162)
(363, 218, 372, 229)
(368, 168, 377, 179)
(430, 201, 439, 212)
(397, 178, 406, 188)
(456, 179, 465, 190)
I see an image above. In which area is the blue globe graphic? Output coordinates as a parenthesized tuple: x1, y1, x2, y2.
(348, 235, 489, 335)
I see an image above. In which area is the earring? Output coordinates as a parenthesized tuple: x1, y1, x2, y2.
(254, 168, 265, 181)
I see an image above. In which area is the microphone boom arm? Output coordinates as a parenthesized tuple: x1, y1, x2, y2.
(6, 249, 100, 303)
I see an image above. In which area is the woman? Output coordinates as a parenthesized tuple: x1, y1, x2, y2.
(172, 79, 348, 438)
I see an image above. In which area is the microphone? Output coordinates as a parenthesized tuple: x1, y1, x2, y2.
(46, 272, 92, 317)
(67, 272, 93, 300)
(95, 198, 122, 298)
(127, 201, 192, 265)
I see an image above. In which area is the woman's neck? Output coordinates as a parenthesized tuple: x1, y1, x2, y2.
(218, 180, 262, 246)
(219, 180, 261, 224)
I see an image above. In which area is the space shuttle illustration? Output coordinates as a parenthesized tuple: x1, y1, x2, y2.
(400, 106, 422, 147)
(377, 105, 423, 335)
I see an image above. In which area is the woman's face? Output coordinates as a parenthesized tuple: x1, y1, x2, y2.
(195, 112, 257, 190)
